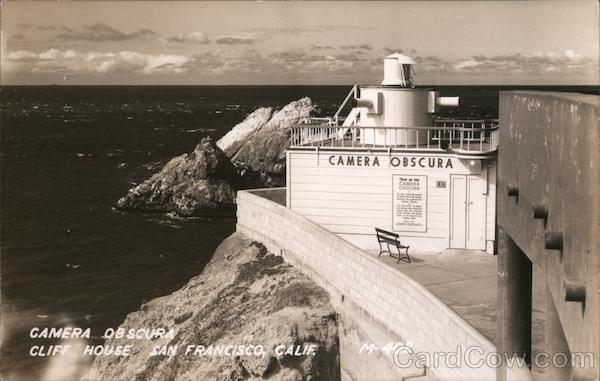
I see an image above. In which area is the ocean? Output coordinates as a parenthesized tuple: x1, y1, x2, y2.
(0, 85, 596, 380)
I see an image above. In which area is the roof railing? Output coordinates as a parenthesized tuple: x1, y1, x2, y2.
(289, 119, 499, 157)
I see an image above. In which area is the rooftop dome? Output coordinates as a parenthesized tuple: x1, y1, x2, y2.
(382, 53, 415, 86)
(384, 52, 416, 64)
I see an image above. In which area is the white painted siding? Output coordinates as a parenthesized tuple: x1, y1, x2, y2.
(359, 88, 432, 146)
(287, 150, 497, 254)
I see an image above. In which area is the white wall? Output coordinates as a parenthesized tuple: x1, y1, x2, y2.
(359, 88, 432, 146)
(287, 150, 497, 254)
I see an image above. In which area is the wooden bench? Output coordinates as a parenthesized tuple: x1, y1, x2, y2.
(375, 228, 411, 263)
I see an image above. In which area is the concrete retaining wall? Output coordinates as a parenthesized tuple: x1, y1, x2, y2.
(497, 91, 599, 381)
(237, 188, 525, 381)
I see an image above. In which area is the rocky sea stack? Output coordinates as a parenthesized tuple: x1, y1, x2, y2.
(218, 97, 316, 175)
(117, 137, 241, 217)
(83, 233, 339, 381)
(117, 97, 316, 217)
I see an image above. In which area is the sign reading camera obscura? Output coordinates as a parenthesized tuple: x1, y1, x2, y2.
(393, 175, 427, 232)
(327, 155, 453, 169)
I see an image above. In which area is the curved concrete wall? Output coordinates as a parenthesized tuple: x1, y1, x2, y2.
(237, 188, 528, 381)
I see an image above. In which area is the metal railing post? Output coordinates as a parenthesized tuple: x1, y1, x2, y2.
(373, 127, 376, 148)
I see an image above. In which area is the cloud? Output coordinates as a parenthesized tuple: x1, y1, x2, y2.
(7, 50, 39, 61)
(383, 47, 418, 55)
(215, 35, 256, 45)
(312, 45, 334, 50)
(564, 49, 583, 60)
(245, 25, 374, 36)
(179, 47, 380, 80)
(57, 23, 156, 41)
(242, 26, 326, 36)
(317, 24, 376, 32)
(163, 31, 209, 44)
(268, 48, 361, 65)
(6, 48, 192, 75)
(17, 23, 72, 32)
(6, 43, 594, 84)
(267, 48, 380, 75)
(270, 48, 321, 62)
(37, 25, 72, 32)
(340, 44, 372, 50)
(453, 50, 596, 74)
(241, 25, 375, 42)
(413, 55, 453, 72)
(36, 25, 58, 31)
(187, 49, 273, 76)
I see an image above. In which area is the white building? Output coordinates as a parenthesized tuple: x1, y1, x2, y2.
(286, 54, 498, 254)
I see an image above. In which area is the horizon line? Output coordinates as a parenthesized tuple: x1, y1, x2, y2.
(1, 83, 598, 87)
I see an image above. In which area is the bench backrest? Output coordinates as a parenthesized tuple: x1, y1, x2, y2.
(375, 227, 399, 240)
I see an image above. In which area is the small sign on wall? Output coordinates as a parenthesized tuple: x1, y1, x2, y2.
(392, 175, 427, 232)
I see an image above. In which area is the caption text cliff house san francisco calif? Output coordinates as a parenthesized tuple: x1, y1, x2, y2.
(1, 1, 599, 381)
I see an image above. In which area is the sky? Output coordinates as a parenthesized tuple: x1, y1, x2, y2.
(1, 1, 598, 85)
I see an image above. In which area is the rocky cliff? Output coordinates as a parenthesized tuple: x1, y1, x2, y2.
(218, 97, 316, 175)
(83, 233, 340, 381)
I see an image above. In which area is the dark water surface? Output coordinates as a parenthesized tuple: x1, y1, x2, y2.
(0, 85, 595, 380)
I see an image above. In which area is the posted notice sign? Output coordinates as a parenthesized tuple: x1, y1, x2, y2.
(392, 175, 427, 232)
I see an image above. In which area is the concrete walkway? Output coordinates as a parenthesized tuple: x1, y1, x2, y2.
(369, 249, 498, 342)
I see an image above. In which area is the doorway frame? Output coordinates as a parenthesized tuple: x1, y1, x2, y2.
(449, 174, 487, 250)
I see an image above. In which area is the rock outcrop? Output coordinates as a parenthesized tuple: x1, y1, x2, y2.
(117, 98, 314, 216)
(217, 107, 274, 158)
(218, 97, 316, 175)
(233, 160, 276, 189)
(117, 137, 241, 217)
(83, 233, 340, 381)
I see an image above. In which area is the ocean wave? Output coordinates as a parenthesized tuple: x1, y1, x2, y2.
(150, 217, 183, 229)
(142, 160, 164, 171)
(165, 211, 189, 221)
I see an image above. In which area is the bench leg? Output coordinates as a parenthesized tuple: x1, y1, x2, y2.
(394, 246, 411, 263)
(378, 241, 383, 257)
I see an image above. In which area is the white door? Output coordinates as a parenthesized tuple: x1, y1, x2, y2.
(466, 176, 486, 250)
(450, 175, 486, 250)
(450, 175, 467, 248)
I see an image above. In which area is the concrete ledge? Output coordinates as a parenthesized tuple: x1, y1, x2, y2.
(237, 188, 528, 380)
